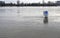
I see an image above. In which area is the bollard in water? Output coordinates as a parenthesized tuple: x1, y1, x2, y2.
(43, 11, 48, 24)
(43, 11, 48, 17)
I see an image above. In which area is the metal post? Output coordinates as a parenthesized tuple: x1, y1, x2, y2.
(43, 0, 44, 5)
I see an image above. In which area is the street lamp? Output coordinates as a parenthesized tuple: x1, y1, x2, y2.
(43, 0, 44, 4)
(17, 0, 20, 6)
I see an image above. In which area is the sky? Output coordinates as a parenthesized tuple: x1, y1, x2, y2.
(0, 0, 58, 3)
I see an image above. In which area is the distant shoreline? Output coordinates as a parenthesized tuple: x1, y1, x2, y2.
(0, 6, 57, 7)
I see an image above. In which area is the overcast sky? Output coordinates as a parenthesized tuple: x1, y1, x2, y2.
(0, 0, 59, 3)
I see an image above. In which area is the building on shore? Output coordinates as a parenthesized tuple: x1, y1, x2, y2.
(0, 1, 5, 6)
(56, 1, 60, 5)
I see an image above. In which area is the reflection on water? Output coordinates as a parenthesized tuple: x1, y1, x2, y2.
(17, 7, 20, 16)
(43, 17, 48, 24)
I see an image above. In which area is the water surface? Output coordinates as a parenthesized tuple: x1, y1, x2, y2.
(0, 7, 60, 38)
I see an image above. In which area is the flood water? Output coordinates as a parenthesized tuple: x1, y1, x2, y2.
(0, 6, 60, 38)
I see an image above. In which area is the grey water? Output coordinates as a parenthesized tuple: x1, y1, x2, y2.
(0, 6, 60, 38)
